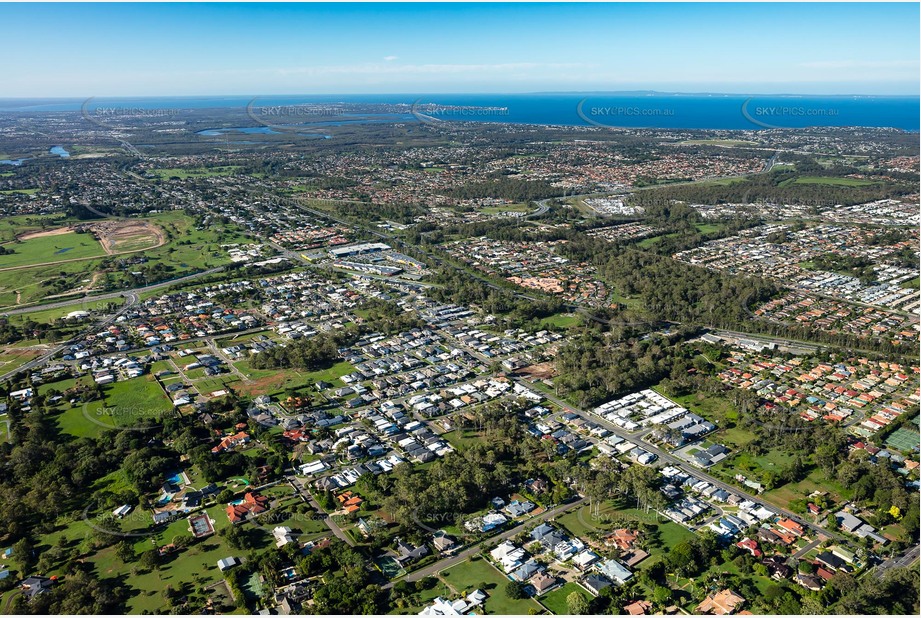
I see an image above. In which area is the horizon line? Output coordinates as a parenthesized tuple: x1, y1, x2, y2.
(2, 90, 920, 101)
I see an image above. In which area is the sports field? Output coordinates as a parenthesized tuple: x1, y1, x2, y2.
(885, 427, 920, 453)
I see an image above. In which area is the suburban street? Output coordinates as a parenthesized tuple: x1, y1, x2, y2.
(518, 377, 843, 542)
(0, 291, 140, 384)
(384, 497, 587, 588)
(285, 472, 356, 547)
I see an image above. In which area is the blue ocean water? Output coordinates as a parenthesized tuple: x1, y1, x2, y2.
(0, 92, 917, 131)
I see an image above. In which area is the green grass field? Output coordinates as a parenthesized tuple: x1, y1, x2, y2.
(539, 313, 581, 329)
(0, 188, 39, 195)
(784, 176, 876, 187)
(0, 231, 106, 269)
(0, 211, 253, 310)
(557, 501, 696, 552)
(148, 166, 241, 180)
(31, 481, 303, 613)
(637, 232, 678, 248)
(138, 210, 251, 272)
(438, 557, 542, 614)
(0, 257, 108, 308)
(680, 139, 759, 147)
(697, 176, 748, 187)
(539, 582, 586, 614)
(651, 385, 739, 426)
(233, 359, 355, 397)
(694, 223, 725, 234)
(480, 203, 530, 214)
(0, 346, 43, 375)
(57, 375, 172, 437)
(441, 429, 487, 451)
(6, 297, 125, 324)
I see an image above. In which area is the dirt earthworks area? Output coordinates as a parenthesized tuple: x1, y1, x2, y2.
(75, 220, 166, 254)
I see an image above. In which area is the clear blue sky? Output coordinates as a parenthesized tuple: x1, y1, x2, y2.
(2, 2, 918, 97)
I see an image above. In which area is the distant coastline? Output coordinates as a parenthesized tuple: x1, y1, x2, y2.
(1, 92, 918, 131)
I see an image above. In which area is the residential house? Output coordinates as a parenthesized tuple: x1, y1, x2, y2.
(696, 589, 746, 615)
(582, 574, 612, 596)
(394, 538, 429, 566)
(735, 538, 762, 558)
(776, 518, 805, 537)
(20, 576, 53, 600)
(606, 528, 639, 551)
(273, 526, 297, 548)
(226, 492, 269, 524)
(835, 510, 864, 533)
(762, 556, 792, 580)
(529, 572, 560, 595)
(596, 559, 633, 584)
(625, 600, 653, 615)
(511, 559, 543, 582)
(796, 573, 824, 591)
(432, 532, 457, 553)
(212, 431, 251, 454)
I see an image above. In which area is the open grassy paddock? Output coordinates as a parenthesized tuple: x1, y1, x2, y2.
(539, 582, 587, 614)
(0, 230, 106, 269)
(438, 557, 543, 615)
(679, 139, 759, 147)
(148, 166, 242, 180)
(783, 176, 877, 187)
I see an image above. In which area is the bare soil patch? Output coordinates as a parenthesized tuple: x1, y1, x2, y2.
(516, 362, 557, 380)
(81, 220, 165, 254)
(17, 227, 74, 241)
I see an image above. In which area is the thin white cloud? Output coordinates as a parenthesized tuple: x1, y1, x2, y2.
(799, 60, 918, 70)
(262, 61, 589, 77)
(383, 55, 399, 62)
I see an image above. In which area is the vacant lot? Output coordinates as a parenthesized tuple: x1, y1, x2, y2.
(784, 176, 876, 187)
(439, 557, 542, 615)
(0, 230, 106, 269)
(234, 359, 355, 397)
(57, 375, 172, 438)
(680, 139, 759, 147)
(149, 166, 241, 180)
(0, 346, 43, 375)
(539, 581, 587, 614)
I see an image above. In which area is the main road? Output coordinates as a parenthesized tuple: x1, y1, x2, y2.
(0, 266, 230, 384)
(2, 266, 225, 316)
(872, 543, 920, 579)
(0, 291, 140, 384)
